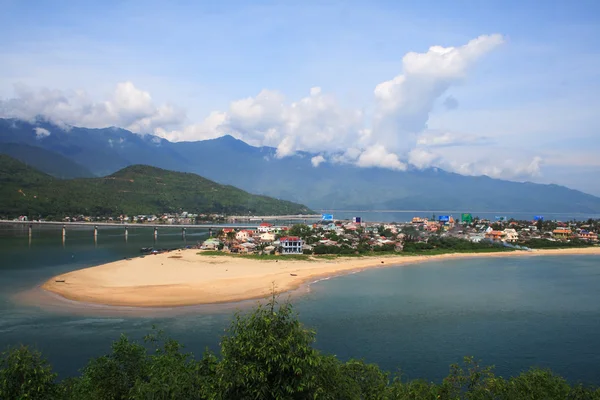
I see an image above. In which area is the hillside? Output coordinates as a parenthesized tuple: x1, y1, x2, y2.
(0, 143, 95, 179)
(0, 155, 313, 218)
(2, 118, 600, 213)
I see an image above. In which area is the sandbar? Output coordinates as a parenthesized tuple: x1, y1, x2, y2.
(41, 247, 600, 308)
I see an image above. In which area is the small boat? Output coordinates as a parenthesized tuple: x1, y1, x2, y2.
(140, 247, 153, 253)
(55, 279, 65, 283)
(290, 273, 298, 276)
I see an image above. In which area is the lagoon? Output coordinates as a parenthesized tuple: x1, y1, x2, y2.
(0, 226, 599, 384)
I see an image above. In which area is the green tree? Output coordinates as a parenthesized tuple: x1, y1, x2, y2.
(70, 335, 149, 399)
(288, 224, 313, 239)
(0, 345, 58, 400)
(226, 231, 236, 246)
(216, 295, 322, 399)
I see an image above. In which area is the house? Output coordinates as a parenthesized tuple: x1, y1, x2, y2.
(503, 228, 519, 243)
(236, 230, 253, 241)
(201, 238, 221, 250)
(553, 228, 572, 239)
(485, 230, 505, 241)
(578, 231, 598, 241)
(257, 222, 275, 233)
(260, 232, 276, 243)
(279, 236, 304, 255)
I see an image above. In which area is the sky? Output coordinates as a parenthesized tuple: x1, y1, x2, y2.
(0, 0, 599, 195)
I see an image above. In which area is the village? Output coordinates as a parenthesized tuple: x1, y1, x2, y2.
(200, 215, 600, 255)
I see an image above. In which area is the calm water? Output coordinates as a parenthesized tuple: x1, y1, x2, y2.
(1, 225, 600, 384)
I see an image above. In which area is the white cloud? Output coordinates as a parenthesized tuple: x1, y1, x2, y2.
(372, 34, 504, 152)
(33, 127, 50, 139)
(311, 155, 326, 167)
(0, 81, 185, 135)
(415, 130, 491, 147)
(356, 145, 407, 170)
(408, 148, 439, 169)
(0, 33, 544, 181)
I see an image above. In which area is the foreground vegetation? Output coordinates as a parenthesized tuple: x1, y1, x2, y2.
(0, 155, 313, 219)
(2, 296, 598, 400)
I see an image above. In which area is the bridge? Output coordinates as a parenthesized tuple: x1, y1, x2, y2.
(227, 214, 322, 222)
(0, 219, 300, 242)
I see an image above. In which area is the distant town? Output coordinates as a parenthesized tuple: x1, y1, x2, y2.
(11, 212, 599, 255)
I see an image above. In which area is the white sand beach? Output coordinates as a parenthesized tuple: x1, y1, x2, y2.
(41, 247, 600, 308)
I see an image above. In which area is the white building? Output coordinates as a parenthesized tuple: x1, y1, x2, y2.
(503, 228, 519, 243)
(258, 222, 275, 233)
(236, 230, 253, 241)
(260, 232, 276, 242)
(279, 236, 304, 255)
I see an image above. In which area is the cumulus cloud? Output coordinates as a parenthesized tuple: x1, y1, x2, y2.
(356, 145, 407, 170)
(372, 34, 504, 152)
(33, 127, 50, 139)
(0, 33, 542, 181)
(451, 156, 544, 180)
(311, 155, 326, 167)
(0, 81, 185, 135)
(408, 148, 439, 169)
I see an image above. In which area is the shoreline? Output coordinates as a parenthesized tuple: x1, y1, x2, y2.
(41, 247, 600, 308)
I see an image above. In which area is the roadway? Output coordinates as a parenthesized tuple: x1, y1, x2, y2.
(0, 220, 288, 230)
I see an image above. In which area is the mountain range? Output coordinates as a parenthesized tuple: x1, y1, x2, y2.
(2, 117, 600, 213)
(0, 154, 312, 218)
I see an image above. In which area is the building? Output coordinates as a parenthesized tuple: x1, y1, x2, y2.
(236, 230, 253, 241)
(485, 230, 505, 242)
(279, 236, 304, 255)
(503, 228, 519, 243)
(260, 231, 276, 242)
(257, 222, 275, 233)
(578, 231, 598, 241)
(553, 228, 571, 239)
(201, 238, 221, 250)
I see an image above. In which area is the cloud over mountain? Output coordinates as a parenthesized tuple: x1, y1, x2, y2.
(0, 33, 544, 181)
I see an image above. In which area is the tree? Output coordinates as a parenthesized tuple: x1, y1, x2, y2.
(216, 294, 323, 399)
(226, 231, 236, 246)
(289, 224, 312, 239)
(0, 345, 58, 400)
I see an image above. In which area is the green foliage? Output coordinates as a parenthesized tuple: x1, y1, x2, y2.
(69, 335, 149, 399)
(2, 297, 600, 399)
(523, 238, 595, 249)
(0, 345, 58, 400)
(403, 236, 510, 253)
(217, 295, 322, 399)
(288, 224, 313, 239)
(0, 155, 313, 219)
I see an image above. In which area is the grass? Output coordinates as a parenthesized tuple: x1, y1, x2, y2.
(197, 251, 315, 261)
(197, 246, 520, 260)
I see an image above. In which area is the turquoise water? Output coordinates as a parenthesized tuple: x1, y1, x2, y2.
(1, 225, 600, 384)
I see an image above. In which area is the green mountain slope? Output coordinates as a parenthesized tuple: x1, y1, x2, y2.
(0, 143, 95, 179)
(0, 155, 313, 218)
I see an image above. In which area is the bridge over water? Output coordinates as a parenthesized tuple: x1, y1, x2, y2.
(0, 219, 313, 243)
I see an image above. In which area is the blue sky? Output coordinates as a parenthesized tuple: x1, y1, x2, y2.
(0, 0, 599, 194)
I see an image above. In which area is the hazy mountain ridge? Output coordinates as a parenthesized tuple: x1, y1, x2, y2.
(0, 154, 313, 218)
(2, 117, 600, 213)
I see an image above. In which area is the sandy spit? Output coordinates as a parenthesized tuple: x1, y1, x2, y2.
(41, 247, 600, 308)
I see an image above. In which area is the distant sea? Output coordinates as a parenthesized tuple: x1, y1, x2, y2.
(322, 211, 600, 223)
(1, 225, 600, 385)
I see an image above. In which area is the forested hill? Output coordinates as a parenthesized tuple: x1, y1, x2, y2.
(0, 155, 313, 218)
